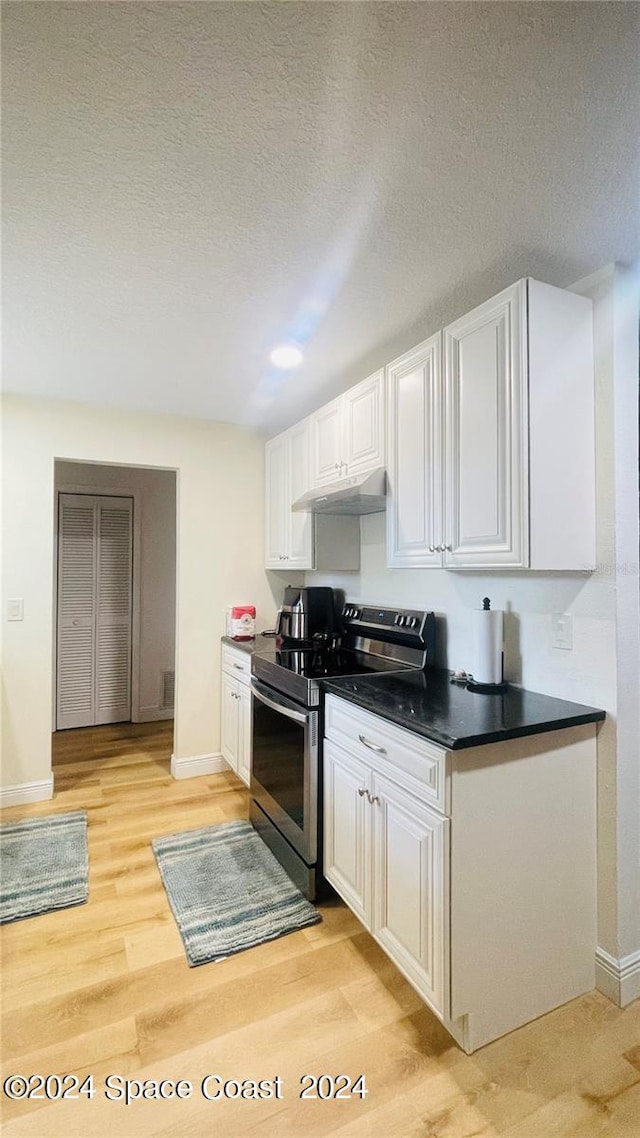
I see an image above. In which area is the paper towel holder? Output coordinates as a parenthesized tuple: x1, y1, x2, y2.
(466, 597, 508, 693)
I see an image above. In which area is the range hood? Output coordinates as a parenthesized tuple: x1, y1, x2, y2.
(292, 468, 387, 515)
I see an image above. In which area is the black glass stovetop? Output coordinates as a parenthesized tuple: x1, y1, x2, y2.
(272, 646, 410, 680)
(251, 642, 415, 705)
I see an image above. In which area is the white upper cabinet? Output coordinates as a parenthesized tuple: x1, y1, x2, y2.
(387, 279, 595, 570)
(311, 370, 385, 487)
(387, 333, 443, 567)
(312, 398, 343, 486)
(444, 280, 527, 567)
(288, 420, 314, 566)
(264, 420, 314, 569)
(343, 369, 385, 477)
(265, 433, 289, 566)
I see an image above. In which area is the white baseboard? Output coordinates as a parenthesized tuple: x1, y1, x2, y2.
(596, 946, 640, 1006)
(170, 752, 228, 780)
(0, 776, 55, 809)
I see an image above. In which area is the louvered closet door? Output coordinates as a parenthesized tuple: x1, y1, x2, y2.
(57, 495, 133, 729)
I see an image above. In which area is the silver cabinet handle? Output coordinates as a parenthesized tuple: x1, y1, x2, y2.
(444, 544, 452, 552)
(358, 733, 387, 756)
(358, 787, 367, 797)
(233, 663, 244, 670)
(428, 545, 436, 553)
(367, 792, 381, 805)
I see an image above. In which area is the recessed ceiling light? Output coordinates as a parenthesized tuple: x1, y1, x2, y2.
(270, 344, 303, 369)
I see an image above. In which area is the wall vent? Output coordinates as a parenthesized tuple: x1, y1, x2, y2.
(160, 669, 175, 710)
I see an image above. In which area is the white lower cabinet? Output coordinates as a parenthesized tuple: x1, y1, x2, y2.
(324, 694, 598, 1054)
(324, 741, 372, 927)
(220, 645, 252, 786)
(373, 771, 448, 1018)
(324, 734, 448, 1022)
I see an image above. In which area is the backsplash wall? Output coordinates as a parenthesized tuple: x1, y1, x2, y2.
(307, 511, 615, 710)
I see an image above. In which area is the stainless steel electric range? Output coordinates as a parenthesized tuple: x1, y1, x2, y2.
(250, 603, 436, 899)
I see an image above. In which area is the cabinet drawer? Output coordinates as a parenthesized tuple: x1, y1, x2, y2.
(324, 694, 448, 814)
(222, 646, 252, 684)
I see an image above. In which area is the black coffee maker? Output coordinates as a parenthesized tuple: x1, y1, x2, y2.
(275, 587, 336, 645)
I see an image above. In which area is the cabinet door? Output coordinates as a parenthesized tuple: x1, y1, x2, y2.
(343, 370, 385, 477)
(237, 682, 252, 787)
(323, 740, 372, 927)
(265, 433, 289, 567)
(386, 334, 443, 567)
(444, 281, 528, 567)
(287, 420, 314, 569)
(221, 673, 239, 774)
(372, 772, 449, 1019)
(312, 399, 343, 487)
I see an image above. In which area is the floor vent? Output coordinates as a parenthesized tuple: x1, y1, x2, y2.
(160, 670, 175, 710)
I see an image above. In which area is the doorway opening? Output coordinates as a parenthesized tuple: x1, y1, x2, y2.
(53, 460, 177, 772)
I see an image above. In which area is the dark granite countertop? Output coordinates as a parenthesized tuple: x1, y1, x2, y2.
(221, 635, 257, 654)
(321, 668, 605, 750)
(221, 634, 276, 655)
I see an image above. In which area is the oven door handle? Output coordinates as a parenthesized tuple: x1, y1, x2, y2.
(250, 679, 309, 725)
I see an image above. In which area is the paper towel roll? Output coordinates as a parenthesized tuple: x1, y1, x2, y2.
(471, 608, 504, 685)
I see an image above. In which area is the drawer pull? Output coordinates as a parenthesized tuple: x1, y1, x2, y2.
(233, 663, 245, 670)
(357, 787, 367, 797)
(366, 791, 381, 805)
(358, 733, 387, 756)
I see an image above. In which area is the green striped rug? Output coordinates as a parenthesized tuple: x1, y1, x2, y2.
(0, 811, 88, 924)
(152, 820, 320, 966)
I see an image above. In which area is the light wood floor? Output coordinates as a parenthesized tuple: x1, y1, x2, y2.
(1, 723, 639, 1138)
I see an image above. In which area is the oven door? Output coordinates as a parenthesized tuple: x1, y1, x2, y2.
(250, 678, 318, 864)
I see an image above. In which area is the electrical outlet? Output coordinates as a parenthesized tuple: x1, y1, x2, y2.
(552, 613, 573, 650)
(7, 598, 24, 621)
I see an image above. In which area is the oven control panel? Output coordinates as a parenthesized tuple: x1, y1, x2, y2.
(341, 604, 433, 648)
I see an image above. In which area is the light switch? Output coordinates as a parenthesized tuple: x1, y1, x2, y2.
(7, 598, 24, 621)
(552, 612, 573, 650)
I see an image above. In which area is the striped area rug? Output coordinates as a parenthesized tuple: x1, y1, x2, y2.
(0, 811, 88, 924)
(152, 820, 321, 966)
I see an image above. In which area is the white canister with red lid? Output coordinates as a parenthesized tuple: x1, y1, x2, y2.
(226, 605, 256, 640)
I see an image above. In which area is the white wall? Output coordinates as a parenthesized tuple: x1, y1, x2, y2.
(54, 461, 177, 722)
(1, 396, 283, 788)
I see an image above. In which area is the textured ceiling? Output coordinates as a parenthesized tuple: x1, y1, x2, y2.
(3, 1, 639, 433)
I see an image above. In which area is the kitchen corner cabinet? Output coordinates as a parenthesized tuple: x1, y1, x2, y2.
(323, 693, 597, 1054)
(312, 370, 385, 487)
(387, 279, 596, 570)
(265, 420, 314, 569)
(220, 645, 252, 786)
